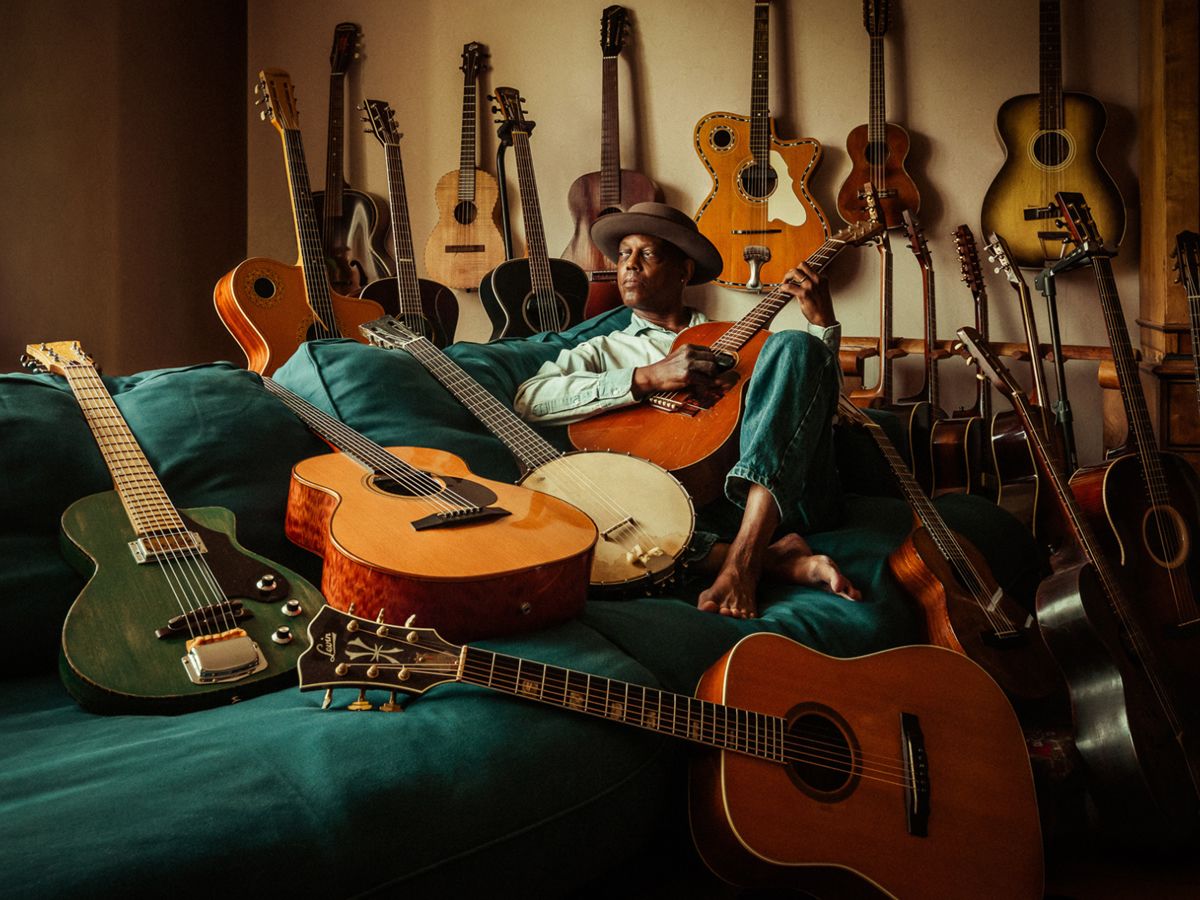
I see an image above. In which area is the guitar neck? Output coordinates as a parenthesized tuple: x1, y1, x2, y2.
(877, 234, 895, 403)
(1014, 282, 1051, 408)
(920, 261, 938, 411)
(599, 54, 621, 206)
(323, 72, 346, 221)
(458, 72, 478, 202)
(510, 131, 557, 300)
(972, 288, 992, 420)
(1188, 286, 1200, 423)
(382, 143, 426, 320)
(1039, 0, 1064, 131)
(748, 1, 771, 164)
(280, 127, 341, 337)
(868, 34, 886, 145)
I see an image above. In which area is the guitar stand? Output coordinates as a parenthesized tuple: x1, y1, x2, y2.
(1036, 247, 1092, 475)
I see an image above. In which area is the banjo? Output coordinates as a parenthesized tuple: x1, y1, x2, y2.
(361, 316, 695, 592)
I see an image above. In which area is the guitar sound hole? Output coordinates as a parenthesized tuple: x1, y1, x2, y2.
(1033, 131, 1070, 167)
(454, 200, 479, 226)
(710, 127, 735, 150)
(253, 277, 276, 300)
(738, 163, 778, 200)
(865, 141, 889, 166)
(371, 474, 441, 498)
(785, 708, 859, 801)
(522, 293, 568, 333)
(1143, 505, 1190, 570)
(598, 207, 622, 218)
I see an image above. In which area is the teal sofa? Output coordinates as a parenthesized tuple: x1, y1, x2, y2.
(0, 309, 1043, 896)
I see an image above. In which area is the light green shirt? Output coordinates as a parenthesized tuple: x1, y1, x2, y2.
(514, 309, 841, 425)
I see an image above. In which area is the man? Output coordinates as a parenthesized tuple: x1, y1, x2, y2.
(514, 202, 859, 618)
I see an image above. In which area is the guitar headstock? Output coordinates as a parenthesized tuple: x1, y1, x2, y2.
(900, 210, 932, 270)
(460, 41, 489, 81)
(864, 0, 890, 36)
(255, 68, 300, 132)
(21, 341, 94, 376)
(601, 6, 630, 57)
(836, 392, 872, 427)
(955, 326, 1023, 403)
(953, 225, 986, 298)
(361, 99, 401, 148)
(1054, 191, 1107, 253)
(1173, 231, 1200, 300)
(359, 316, 420, 349)
(985, 232, 1029, 290)
(491, 86, 535, 143)
(830, 217, 885, 248)
(298, 605, 462, 697)
(329, 22, 361, 75)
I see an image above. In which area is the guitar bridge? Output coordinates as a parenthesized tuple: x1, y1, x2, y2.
(743, 245, 771, 291)
(182, 628, 267, 685)
(647, 395, 703, 416)
(411, 506, 511, 530)
(129, 531, 206, 564)
(900, 712, 930, 837)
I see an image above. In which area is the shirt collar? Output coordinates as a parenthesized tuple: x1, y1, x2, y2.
(625, 308, 708, 337)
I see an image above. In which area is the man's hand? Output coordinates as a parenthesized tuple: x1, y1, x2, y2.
(632, 344, 739, 401)
(780, 262, 835, 328)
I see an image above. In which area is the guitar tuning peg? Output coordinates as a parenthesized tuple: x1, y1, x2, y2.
(321, 688, 334, 710)
(347, 689, 373, 711)
(975, 372, 988, 382)
(403, 614, 416, 627)
(379, 691, 403, 712)
(259, 110, 267, 121)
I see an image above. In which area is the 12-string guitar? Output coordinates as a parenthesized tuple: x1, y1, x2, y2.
(301, 604, 1043, 898)
(262, 377, 595, 641)
(693, 0, 830, 291)
(361, 315, 693, 593)
(358, 99, 458, 347)
(214, 69, 384, 375)
(22, 341, 321, 715)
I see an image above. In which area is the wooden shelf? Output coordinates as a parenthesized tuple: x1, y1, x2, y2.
(838, 338, 1112, 375)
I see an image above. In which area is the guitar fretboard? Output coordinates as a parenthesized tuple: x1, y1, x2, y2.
(382, 141, 425, 321)
(1038, 0, 1064, 132)
(748, 1, 771, 165)
(510, 130, 562, 331)
(282, 127, 341, 339)
(876, 233, 895, 404)
(599, 55, 621, 206)
(458, 71, 478, 202)
(323, 71, 346, 224)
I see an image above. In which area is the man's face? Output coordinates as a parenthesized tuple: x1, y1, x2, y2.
(615, 234, 692, 311)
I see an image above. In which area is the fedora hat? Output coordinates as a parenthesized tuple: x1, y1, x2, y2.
(590, 202, 723, 285)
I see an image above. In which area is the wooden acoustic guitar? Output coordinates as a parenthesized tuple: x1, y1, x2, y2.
(358, 99, 458, 347)
(479, 87, 588, 340)
(261, 377, 595, 642)
(21, 341, 322, 715)
(835, 0, 920, 229)
(960, 326, 1200, 846)
(1175, 230, 1200, 424)
(693, 0, 830, 291)
(360, 315, 694, 593)
(424, 42, 507, 290)
(568, 215, 881, 505)
(561, 5, 662, 318)
(980, 0, 1125, 268)
(311, 22, 392, 295)
(301, 604, 1044, 898)
(214, 69, 384, 376)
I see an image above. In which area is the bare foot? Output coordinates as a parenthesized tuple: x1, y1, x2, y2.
(765, 533, 862, 602)
(697, 564, 760, 618)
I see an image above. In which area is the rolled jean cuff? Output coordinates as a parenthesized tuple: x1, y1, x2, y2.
(724, 464, 785, 520)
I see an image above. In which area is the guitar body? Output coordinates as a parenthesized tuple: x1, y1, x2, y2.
(989, 408, 1043, 531)
(311, 187, 392, 294)
(836, 123, 920, 228)
(981, 92, 1125, 268)
(568, 322, 766, 507)
(693, 113, 829, 290)
(562, 169, 663, 273)
(929, 413, 991, 498)
(689, 635, 1044, 898)
(863, 399, 933, 493)
(425, 168, 508, 290)
(213, 257, 385, 375)
(479, 258, 589, 340)
(583, 276, 623, 319)
(58, 494, 321, 715)
(284, 445, 596, 641)
(359, 275, 459, 348)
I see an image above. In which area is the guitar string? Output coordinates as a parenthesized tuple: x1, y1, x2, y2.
(752, 1, 768, 252)
(870, 28, 885, 210)
(283, 128, 340, 340)
(322, 71, 344, 265)
(511, 130, 563, 333)
(381, 140, 426, 323)
(458, 67, 475, 253)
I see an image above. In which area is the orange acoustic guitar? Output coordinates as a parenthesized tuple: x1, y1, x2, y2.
(302, 605, 1044, 899)
(568, 215, 880, 505)
(693, 0, 830, 291)
(262, 377, 596, 643)
(214, 69, 384, 376)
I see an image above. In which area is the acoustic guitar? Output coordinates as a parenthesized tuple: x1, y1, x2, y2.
(959, 327, 1200, 846)
(22, 341, 321, 715)
(562, 5, 662, 318)
(424, 42, 507, 291)
(358, 99, 458, 347)
(692, 0, 830, 291)
(1175, 230, 1200, 423)
(479, 87, 588, 340)
(311, 23, 392, 295)
(568, 215, 881, 505)
(360, 315, 694, 593)
(301, 604, 1044, 898)
(835, 0, 920, 229)
(214, 69, 384, 376)
(980, 0, 1125, 268)
(261, 377, 595, 642)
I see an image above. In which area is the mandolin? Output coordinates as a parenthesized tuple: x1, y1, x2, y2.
(261, 377, 595, 642)
(214, 69, 384, 376)
(568, 215, 881, 505)
(302, 605, 1044, 898)
(959, 326, 1200, 845)
(424, 42, 507, 291)
(1175, 230, 1200, 424)
(479, 87, 588, 340)
(980, 0, 1125, 268)
(22, 341, 321, 715)
(692, 0, 830, 291)
(311, 23, 392, 295)
(358, 99, 459, 347)
(561, 5, 662, 318)
(360, 316, 694, 593)
(835, 0, 920, 229)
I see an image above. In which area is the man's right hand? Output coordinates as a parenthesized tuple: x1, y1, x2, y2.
(632, 344, 739, 400)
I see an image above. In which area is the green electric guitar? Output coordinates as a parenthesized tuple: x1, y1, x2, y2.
(23, 341, 324, 715)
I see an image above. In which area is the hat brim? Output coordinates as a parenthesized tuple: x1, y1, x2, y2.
(591, 211, 723, 285)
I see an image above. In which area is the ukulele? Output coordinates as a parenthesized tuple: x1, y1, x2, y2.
(837, 394, 1062, 707)
(301, 605, 1044, 898)
(479, 87, 588, 340)
(1175, 230, 1200, 424)
(358, 99, 459, 347)
(424, 42, 507, 291)
(21, 341, 321, 715)
(214, 69, 385, 376)
(311, 23, 392, 295)
(360, 316, 694, 593)
(980, 0, 1125, 268)
(959, 326, 1200, 845)
(561, 5, 662, 318)
(568, 214, 882, 505)
(835, 0, 920, 229)
(692, 0, 830, 291)
(261, 377, 595, 642)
